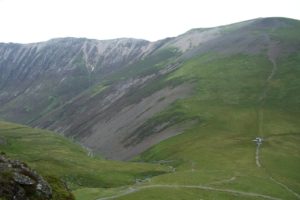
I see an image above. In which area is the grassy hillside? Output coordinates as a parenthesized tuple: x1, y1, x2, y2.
(104, 21, 300, 199)
(1, 18, 300, 200)
(130, 52, 300, 199)
(0, 121, 169, 199)
(67, 21, 300, 199)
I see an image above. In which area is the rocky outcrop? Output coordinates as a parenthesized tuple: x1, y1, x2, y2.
(0, 153, 52, 200)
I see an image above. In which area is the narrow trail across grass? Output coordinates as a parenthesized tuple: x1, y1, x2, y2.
(256, 39, 279, 169)
(96, 184, 282, 200)
(256, 35, 282, 163)
(255, 143, 262, 168)
(255, 40, 300, 199)
(270, 177, 300, 199)
(207, 176, 236, 185)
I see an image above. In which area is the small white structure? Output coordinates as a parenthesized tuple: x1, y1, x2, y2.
(252, 137, 263, 145)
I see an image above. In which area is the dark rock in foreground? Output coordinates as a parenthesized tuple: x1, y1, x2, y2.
(0, 153, 52, 200)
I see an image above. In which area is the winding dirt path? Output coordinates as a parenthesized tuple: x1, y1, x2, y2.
(96, 184, 282, 200)
(255, 38, 279, 168)
(255, 143, 262, 167)
(255, 39, 300, 199)
(257, 36, 279, 135)
(208, 176, 236, 185)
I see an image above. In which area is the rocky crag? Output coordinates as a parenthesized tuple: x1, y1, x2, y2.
(0, 153, 52, 200)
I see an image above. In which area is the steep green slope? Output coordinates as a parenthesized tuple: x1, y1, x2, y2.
(106, 19, 300, 199)
(133, 58, 300, 198)
(98, 53, 300, 199)
(0, 121, 168, 199)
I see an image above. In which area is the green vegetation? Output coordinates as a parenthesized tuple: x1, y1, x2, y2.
(89, 84, 108, 97)
(1, 18, 300, 200)
(69, 50, 300, 200)
(73, 187, 125, 200)
(46, 176, 75, 200)
(269, 18, 300, 42)
(0, 121, 168, 199)
(132, 53, 300, 199)
(114, 187, 268, 200)
(124, 107, 200, 147)
(86, 40, 300, 199)
(102, 48, 180, 84)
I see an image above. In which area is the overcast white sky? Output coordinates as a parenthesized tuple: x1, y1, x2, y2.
(0, 0, 299, 43)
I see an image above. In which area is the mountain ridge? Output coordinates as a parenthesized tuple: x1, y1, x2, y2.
(0, 17, 299, 160)
(1, 17, 296, 45)
(0, 17, 299, 200)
